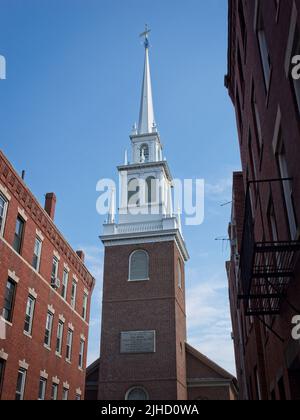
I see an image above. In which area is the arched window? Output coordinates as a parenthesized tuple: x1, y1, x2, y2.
(140, 144, 149, 163)
(178, 260, 182, 289)
(128, 178, 140, 207)
(145, 176, 157, 204)
(129, 250, 149, 281)
(125, 387, 149, 401)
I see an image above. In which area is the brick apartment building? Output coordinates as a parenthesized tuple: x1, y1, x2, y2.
(0, 150, 95, 400)
(226, 0, 300, 400)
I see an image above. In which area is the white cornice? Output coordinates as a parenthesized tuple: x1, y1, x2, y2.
(100, 228, 189, 261)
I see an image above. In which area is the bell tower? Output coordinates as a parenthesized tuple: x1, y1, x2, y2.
(98, 27, 189, 401)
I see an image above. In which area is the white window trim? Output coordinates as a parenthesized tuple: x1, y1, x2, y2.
(66, 329, 73, 362)
(0, 193, 8, 237)
(8, 269, 19, 283)
(0, 183, 11, 201)
(128, 250, 150, 282)
(33, 236, 42, 272)
(17, 207, 28, 222)
(24, 295, 36, 336)
(16, 368, 27, 400)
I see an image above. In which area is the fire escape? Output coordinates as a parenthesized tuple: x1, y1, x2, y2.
(239, 178, 300, 318)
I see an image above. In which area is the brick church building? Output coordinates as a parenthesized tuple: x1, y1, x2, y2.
(85, 29, 237, 401)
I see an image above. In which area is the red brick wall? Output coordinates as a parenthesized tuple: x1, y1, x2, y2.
(227, 0, 300, 400)
(0, 151, 94, 400)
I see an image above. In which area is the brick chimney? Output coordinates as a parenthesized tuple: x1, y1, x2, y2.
(44, 193, 56, 220)
(76, 250, 85, 263)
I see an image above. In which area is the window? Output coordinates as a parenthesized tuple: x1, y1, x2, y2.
(0, 359, 5, 398)
(0, 194, 8, 236)
(32, 237, 42, 271)
(277, 142, 298, 239)
(3, 278, 16, 323)
(145, 176, 157, 204)
(15, 368, 26, 400)
(254, 366, 262, 400)
(62, 388, 69, 400)
(251, 84, 263, 152)
(82, 293, 88, 320)
(125, 387, 149, 401)
(71, 280, 77, 309)
(256, 10, 271, 89)
(79, 339, 85, 369)
(51, 257, 59, 283)
(66, 329, 73, 361)
(129, 250, 149, 281)
(44, 312, 54, 348)
(13, 216, 24, 254)
(128, 178, 140, 207)
(24, 295, 35, 335)
(140, 144, 149, 163)
(61, 270, 69, 300)
(56, 321, 64, 355)
(75, 393, 81, 401)
(38, 377, 47, 400)
(178, 260, 182, 289)
(51, 383, 58, 400)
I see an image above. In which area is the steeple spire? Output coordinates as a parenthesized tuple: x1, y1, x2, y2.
(138, 25, 156, 135)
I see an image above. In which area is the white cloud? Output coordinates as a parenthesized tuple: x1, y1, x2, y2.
(205, 176, 233, 202)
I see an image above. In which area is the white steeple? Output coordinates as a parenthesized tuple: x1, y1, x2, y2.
(138, 25, 156, 135)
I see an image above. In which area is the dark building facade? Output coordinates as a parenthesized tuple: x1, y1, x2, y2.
(226, 0, 300, 400)
(0, 150, 95, 400)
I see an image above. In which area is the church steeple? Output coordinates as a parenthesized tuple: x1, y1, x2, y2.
(138, 25, 156, 135)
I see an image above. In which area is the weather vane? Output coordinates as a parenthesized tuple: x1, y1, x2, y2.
(140, 24, 151, 49)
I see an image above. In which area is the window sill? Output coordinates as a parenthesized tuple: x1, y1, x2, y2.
(23, 331, 32, 339)
(55, 352, 62, 359)
(66, 359, 72, 365)
(2, 318, 13, 327)
(44, 344, 51, 352)
(78, 367, 83, 372)
(128, 278, 150, 282)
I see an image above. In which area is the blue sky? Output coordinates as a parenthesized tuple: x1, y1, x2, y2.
(0, 0, 241, 374)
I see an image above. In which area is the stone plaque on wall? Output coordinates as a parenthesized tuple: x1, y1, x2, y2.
(120, 330, 156, 354)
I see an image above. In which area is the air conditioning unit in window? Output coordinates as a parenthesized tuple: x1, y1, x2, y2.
(51, 277, 60, 289)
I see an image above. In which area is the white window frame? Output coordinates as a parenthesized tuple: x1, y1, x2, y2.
(0, 193, 8, 237)
(56, 321, 64, 356)
(32, 237, 42, 272)
(79, 339, 85, 369)
(61, 269, 69, 300)
(128, 250, 149, 282)
(66, 329, 73, 362)
(62, 388, 69, 401)
(24, 295, 35, 336)
(44, 311, 54, 348)
(38, 377, 47, 400)
(82, 293, 88, 320)
(71, 280, 77, 309)
(51, 256, 59, 282)
(15, 368, 27, 400)
(51, 383, 58, 400)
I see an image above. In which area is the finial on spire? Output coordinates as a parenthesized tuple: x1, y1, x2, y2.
(140, 24, 151, 49)
(138, 25, 156, 135)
